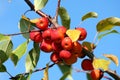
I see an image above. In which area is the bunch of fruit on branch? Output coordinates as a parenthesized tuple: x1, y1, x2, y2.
(29, 17, 87, 65)
(29, 17, 103, 80)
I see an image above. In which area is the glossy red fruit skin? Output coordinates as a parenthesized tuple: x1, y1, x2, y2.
(57, 26, 67, 34)
(36, 17, 49, 30)
(71, 41, 82, 57)
(64, 53, 77, 65)
(76, 27, 87, 41)
(81, 59, 94, 71)
(59, 50, 72, 59)
(40, 40, 53, 53)
(90, 69, 103, 80)
(42, 28, 52, 41)
(30, 30, 43, 43)
(52, 42, 63, 52)
(61, 37, 73, 50)
(51, 29, 64, 43)
(50, 52, 61, 63)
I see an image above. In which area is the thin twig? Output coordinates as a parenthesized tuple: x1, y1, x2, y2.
(54, 0, 61, 23)
(3, 30, 40, 36)
(9, 63, 56, 79)
(24, 0, 59, 27)
(3, 31, 30, 36)
(24, 9, 32, 15)
(92, 32, 98, 45)
(82, 47, 94, 60)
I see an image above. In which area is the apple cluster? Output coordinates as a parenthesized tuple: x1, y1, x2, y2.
(81, 59, 103, 80)
(29, 17, 87, 65)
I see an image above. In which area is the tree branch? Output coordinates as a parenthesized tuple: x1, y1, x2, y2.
(82, 47, 94, 59)
(9, 63, 55, 79)
(105, 70, 120, 80)
(24, 0, 59, 27)
(3, 30, 40, 36)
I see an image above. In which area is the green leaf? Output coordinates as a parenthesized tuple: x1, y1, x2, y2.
(58, 64, 73, 80)
(58, 7, 71, 29)
(0, 64, 7, 72)
(0, 50, 8, 64)
(82, 41, 93, 52)
(10, 41, 28, 66)
(42, 63, 49, 80)
(25, 42, 40, 72)
(98, 30, 120, 40)
(60, 71, 73, 80)
(19, 15, 34, 39)
(82, 12, 98, 21)
(96, 17, 120, 32)
(0, 34, 11, 41)
(81, 41, 95, 59)
(0, 40, 13, 64)
(0, 40, 13, 57)
(34, 0, 48, 11)
(86, 73, 92, 80)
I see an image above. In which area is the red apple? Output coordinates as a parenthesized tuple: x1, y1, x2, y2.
(90, 69, 103, 80)
(50, 52, 62, 64)
(42, 28, 52, 41)
(76, 27, 87, 41)
(63, 53, 77, 65)
(57, 26, 67, 34)
(59, 50, 72, 59)
(81, 59, 94, 71)
(52, 42, 63, 52)
(40, 40, 53, 53)
(51, 29, 64, 43)
(61, 37, 73, 50)
(29, 30, 43, 43)
(71, 41, 82, 57)
(78, 46, 88, 58)
(36, 17, 49, 30)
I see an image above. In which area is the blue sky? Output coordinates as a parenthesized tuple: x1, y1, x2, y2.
(0, 0, 120, 80)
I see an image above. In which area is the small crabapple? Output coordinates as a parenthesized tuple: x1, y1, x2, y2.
(36, 17, 49, 30)
(51, 29, 64, 43)
(59, 50, 72, 59)
(90, 69, 103, 80)
(29, 30, 43, 43)
(42, 28, 52, 41)
(81, 59, 94, 71)
(76, 27, 87, 41)
(50, 52, 62, 64)
(61, 37, 73, 50)
(40, 40, 53, 53)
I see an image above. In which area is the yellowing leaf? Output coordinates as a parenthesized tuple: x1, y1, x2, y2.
(92, 58, 110, 71)
(103, 54, 119, 66)
(66, 29, 81, 42)
(30, 18, 39, 24)
(42, 63, 49, 80)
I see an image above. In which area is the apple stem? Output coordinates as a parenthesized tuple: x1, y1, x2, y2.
(54, 0, 61, 23)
